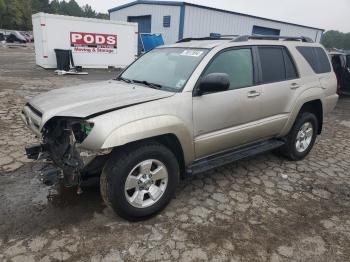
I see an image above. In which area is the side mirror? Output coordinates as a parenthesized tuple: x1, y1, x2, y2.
(196, 73, 230, 96)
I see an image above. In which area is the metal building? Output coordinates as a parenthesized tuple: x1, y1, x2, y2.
(109, 0, 324, 51)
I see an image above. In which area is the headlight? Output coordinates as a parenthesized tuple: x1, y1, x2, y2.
(72, 121, 94, 143)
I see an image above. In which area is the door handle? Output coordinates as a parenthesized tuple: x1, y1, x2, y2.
(247, 90, 261, 98)
(290, 83, 300, 90)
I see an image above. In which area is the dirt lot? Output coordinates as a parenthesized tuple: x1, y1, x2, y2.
(0, 46, 350, 262)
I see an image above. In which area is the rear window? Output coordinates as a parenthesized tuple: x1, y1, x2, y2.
(296, 46, 331, 74)
(258, 46, 298, 84)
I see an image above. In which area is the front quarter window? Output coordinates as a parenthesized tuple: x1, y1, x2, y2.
(119, 48, 208, 92)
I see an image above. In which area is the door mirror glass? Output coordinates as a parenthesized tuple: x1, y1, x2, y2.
(197, 73, 230, 95)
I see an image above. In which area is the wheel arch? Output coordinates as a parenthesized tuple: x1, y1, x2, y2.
(299, 100, 323, 134)
(101, 116, 194, 166)
(281, 95, 324, 136)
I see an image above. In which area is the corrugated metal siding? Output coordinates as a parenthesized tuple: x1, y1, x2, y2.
(184, 6, 323, 42)
(110, 4, 181, 44)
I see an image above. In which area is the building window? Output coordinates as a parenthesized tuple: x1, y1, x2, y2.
(163, 16, 171, 28)
(252, 25, 280, 36)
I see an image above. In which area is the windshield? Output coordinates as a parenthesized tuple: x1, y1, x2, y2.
(119, 48, 209, 92)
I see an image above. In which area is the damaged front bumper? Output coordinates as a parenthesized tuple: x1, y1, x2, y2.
(22, 111, 111, 188)
(25, 142, 111, 187)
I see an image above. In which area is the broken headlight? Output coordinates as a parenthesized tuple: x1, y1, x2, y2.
(72, 121, 94, 144)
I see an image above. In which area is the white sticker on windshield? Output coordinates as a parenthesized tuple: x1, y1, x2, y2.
(180, 50, 204, 57)
(176, 79, 186, 88)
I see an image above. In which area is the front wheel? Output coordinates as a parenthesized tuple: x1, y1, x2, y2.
(279, 112, 318, 161)
(100, 142, 179, 221)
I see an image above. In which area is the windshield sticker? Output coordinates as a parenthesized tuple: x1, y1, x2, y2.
(176, 79, 186, 88)
(180, 50, 204, 57)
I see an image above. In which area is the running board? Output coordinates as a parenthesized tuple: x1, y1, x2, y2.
(187, 139, 285, 175)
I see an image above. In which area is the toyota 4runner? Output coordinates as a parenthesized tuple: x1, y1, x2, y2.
(22, 35, 338, 220)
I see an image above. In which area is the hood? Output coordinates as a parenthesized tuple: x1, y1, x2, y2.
(28, 80, 175, 122)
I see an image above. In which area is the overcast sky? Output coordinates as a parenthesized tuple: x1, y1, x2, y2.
(76, 0, 350, 32)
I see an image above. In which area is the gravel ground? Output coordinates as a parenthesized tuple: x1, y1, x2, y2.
(0, 45, 350, 262)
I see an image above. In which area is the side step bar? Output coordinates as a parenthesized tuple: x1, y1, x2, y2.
(187, 139, 285, 175)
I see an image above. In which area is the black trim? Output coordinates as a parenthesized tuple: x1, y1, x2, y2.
(85, 97, 167, 119)
(193, 46, 258, 96)
(187, 139, 285, 175)
(255, 45, 300, 85)
(177, 36, 238, 43)
(233, 35, 314, 43)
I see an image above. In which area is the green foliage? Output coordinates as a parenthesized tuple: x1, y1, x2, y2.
(82, 4, 96, 18)
(32, 0, 50, 13)
(321, 30, 350, 50)
(0, 0, 6, 14)
(0, 0, 109, 30)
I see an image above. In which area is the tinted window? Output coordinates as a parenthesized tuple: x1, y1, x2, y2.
(297, 46, 331, 74)
(258, 47, 285, 83)
(283, 49, 298, 79)
(346, 55, 350, 68)
(203, 48, 254, 90)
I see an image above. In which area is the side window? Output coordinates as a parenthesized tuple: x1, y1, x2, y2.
(203, 48, 254, 90)
(296, 46, 331, 74)
(258, 46, 286, 83)
(346, 55, 350, 68)
(314, 47, 332, 73)
(283, 48, 298, 80)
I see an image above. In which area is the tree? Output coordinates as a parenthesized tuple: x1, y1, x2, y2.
(0, 0, 6, 28)
(321, 31, 350, 50)
(0, 0, 5, 14)
(1, 0, 23, 30)
(96, 13, 109, 20)
(66, 0, 82, 17)
(49, 0, 60, 14)
(0, 0, 109, 30)
(82, 4, 96, 18)
(17, 0, 32, 30)
(32, 0, 50, 14)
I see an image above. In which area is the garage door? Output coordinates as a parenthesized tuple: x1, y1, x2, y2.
(127, 15, 152, 54)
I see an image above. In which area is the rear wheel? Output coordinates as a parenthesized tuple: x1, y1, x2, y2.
(279, 112, 318, 161)
(100, 142, 179, 221)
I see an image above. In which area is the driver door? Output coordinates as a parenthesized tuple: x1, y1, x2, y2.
(193, 47, 263, 158)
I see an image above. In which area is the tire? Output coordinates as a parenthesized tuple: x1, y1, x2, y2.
(279, 112, 318, 161)
(100, 141, 179, 221)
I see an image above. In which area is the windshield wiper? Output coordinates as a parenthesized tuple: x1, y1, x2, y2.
(132, 80, 163, 90)
(117, 76, 133, 84)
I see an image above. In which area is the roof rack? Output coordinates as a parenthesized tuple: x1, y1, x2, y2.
(232, 35, 314, 43)
(176, 34, 314, 44)
(177, 35, 237, 43)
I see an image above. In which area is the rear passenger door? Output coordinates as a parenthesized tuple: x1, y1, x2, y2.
(257, 46, 301, 135)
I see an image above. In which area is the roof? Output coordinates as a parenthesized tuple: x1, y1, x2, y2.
(109, 0, 324, 31)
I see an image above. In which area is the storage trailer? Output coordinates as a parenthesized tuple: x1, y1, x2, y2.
(32, 13, 138, 69)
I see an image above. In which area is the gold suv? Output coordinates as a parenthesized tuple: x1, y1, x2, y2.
(22, 35, 338, 220)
